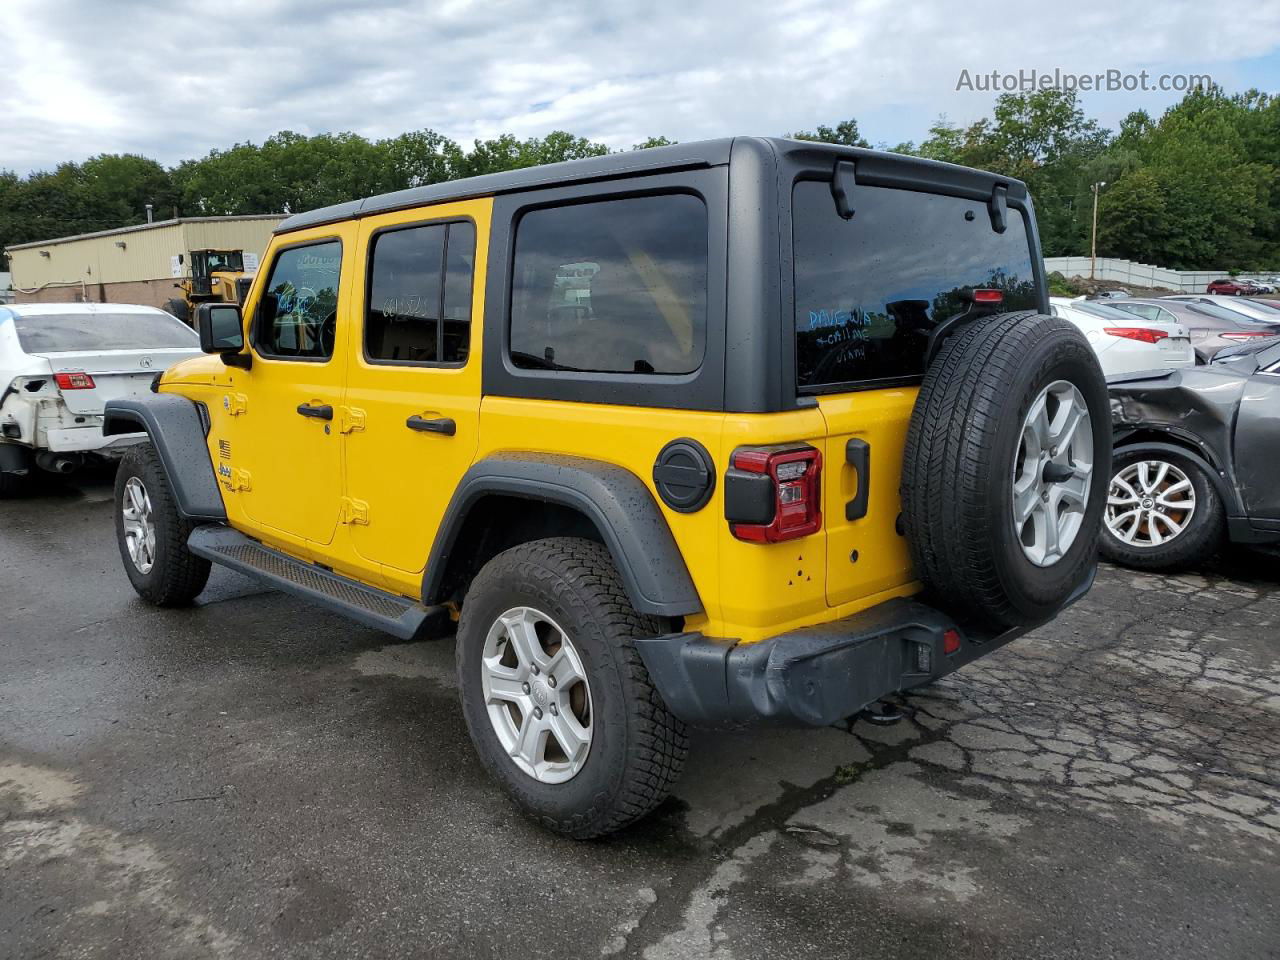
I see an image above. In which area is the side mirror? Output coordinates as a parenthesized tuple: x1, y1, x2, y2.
(195, 302, 251, 369)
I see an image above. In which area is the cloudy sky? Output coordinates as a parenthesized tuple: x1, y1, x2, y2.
(3, 0, 1279, 174)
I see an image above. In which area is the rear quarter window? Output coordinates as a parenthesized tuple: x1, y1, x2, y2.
(509, 193, 707, 375)
(12, 312, 197, 353)
(793, 181, 1039, 390)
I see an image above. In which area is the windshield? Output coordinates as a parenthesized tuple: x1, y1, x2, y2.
(1183, 300, 1279, 325)
(194, 250, 244, 276)
(1237, 298, 1280, 314)
(12, 312, 198, 353)
(793, 181, 1039, 389)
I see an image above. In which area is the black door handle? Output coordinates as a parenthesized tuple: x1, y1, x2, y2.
(296, 403, 333, 420)
(406, 415, 456, 436)
(845, 438, 871, 521)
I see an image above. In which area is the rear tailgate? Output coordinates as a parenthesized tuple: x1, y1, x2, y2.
(35, 349, 200, 415)
(790, 173, 1044, 609)
(1155, 323, 1195, 365)
(818, 389, 918, 607)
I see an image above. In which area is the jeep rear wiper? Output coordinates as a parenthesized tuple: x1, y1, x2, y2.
(509, 350, 582, 372)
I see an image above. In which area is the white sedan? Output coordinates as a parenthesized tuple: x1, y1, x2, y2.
(1049, 297, 1195, 377)
(0, 303, 202, 495)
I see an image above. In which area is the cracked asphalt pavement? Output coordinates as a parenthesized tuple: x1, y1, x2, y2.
(3, 476, 1278, 959)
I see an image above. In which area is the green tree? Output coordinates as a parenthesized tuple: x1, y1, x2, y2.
(1100, 85, 1274, 268)
(79, 154, 178, 227)
(1095, 168, 1170, 261)
(787, 119, 869, 147)
(378, 130, 464, 189)
(459, 131, 609, 177)
(633, 136, 676, 150)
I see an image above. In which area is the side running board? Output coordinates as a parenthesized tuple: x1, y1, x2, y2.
(188, 525, 450, 641)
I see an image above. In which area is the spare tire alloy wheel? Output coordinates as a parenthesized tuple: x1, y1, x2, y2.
(481, 606, 592, 784)
(121, 476, 157, 574)
(901, 311, 1110, 630)
(1105, 460, 1196, 547)
(1012, 380, 1094, 567)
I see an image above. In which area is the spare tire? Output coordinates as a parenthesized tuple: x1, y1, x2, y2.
(900, 311, 1109, 630)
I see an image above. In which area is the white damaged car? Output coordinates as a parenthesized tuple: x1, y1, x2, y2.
(0, 303, 201, 495)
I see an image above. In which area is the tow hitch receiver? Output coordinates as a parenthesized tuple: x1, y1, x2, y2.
(858, 700, 907, 726)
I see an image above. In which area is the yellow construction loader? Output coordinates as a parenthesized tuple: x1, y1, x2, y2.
(164, 249, 255, 325)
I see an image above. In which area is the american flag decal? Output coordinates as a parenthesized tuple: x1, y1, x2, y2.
(218, 439, 232, 460)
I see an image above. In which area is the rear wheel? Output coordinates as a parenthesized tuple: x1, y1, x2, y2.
(1100, 447, 1224, 571)
(901, 312, 1110, 629)
(456, 537, 688, 838)
(114, 443, 211, 605)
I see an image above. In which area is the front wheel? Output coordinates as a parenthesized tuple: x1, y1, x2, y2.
(114, 443, 211, 605)
(456, 537, 688, 838)
(1100, 448, 1224, 571)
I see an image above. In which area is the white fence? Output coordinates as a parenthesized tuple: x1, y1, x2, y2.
(1043, 256, 1239, 293)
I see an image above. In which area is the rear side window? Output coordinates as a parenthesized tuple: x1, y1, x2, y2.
(255, 240, 342, 360)
(793, 181, 1039, 390)
(1184, 301, 1259, 324)
(366, 221, 475, 365)
(509, 194, 707, 375)
(1113, 302, 1160, 322)
(12, 312, 196, 352)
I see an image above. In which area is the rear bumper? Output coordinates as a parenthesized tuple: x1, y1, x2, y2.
(45, 426, 144, 453)
(636, 569, 1094, 727)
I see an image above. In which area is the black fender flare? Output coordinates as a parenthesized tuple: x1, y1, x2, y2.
(1111, 435, 1243, 516)
(103, 395, 227, 520)
(423, 453, 702, 618)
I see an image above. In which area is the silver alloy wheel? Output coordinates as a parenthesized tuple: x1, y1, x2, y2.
(121, 476, 157, 574)
(1011, 379, 1095, 567)
(1105, 460, 1196, 548)
(480, 606, 593, 784)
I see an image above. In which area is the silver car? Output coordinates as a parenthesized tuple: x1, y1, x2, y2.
(0, 303, 201, 495)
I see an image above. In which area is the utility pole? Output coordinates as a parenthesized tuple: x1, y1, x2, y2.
(1090, 181, 1106, 280)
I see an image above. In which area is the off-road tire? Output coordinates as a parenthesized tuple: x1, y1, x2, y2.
(114, 443, 211, 605)
(456, 537, 688, 839)
(901, 311, 1110, 630)
(1099, 447, 1225, 571)
(164, 298, 191, 324)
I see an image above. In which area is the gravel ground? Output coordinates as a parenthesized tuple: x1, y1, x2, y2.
(2, 474, 1277, 960)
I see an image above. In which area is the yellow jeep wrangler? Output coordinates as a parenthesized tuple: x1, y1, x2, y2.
(105, 138, 1108, 837)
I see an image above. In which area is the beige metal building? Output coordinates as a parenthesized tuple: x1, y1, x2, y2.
(4, 215, 284, 309)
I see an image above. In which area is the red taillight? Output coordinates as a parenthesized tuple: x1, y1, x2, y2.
(943, 629, 962, 655)
(972, 288, 1003, 304)
(54, 372, 96, 390)
(1103, 327, 1169, 345)
(729, 445, 822, 543)
(1221, 332, 1274, 341)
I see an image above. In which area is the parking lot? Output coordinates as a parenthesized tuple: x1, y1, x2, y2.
(2, 475, 1278, 960)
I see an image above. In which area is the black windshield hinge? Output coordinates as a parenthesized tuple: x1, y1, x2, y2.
(988, 183, 1008, 234)
(831, 160, 857, 220)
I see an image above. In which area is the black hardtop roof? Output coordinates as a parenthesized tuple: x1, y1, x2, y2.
(274, 136, 1029, 235)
